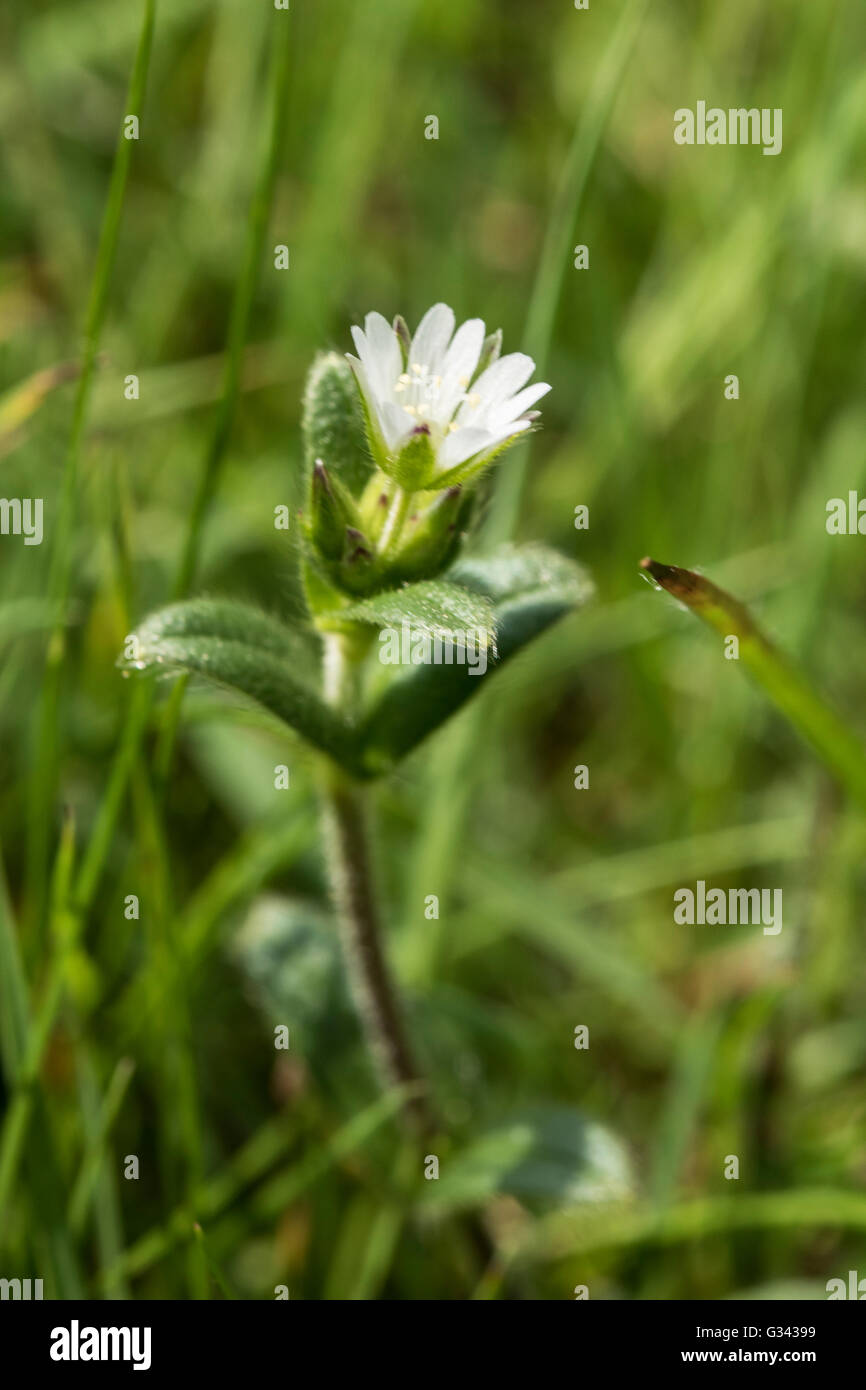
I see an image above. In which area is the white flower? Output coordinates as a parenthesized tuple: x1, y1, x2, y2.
(346, 303, 550, 483)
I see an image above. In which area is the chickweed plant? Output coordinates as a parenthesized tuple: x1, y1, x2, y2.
(123, 306, 592, 1137)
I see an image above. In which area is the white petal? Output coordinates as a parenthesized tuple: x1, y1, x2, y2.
(377, 400, 414, 452)
(410, 303, 455, 372)
(437, 318, 485, 418)
(345, 352, 373, 407)
(488, 381, 550, 429)
(467, 352, 536, 414)
(491, 417, 532, 446)
(362, 312, 401, 396)
(350, 326, 370, 371)
(438, 425, 494, 469)
(350, 328, 381, 399)
(441, 317, 484, 382)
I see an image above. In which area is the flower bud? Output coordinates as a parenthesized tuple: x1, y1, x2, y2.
(337, 525, 378, 594)
(306, 460, 361, 561)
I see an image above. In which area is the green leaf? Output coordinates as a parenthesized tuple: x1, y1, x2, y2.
(122, 549, 590, 780)
(232, 895, 398, 1110)
(232, 895, 355, 1060)
(302, 351, 371, 494)
(121, 599, 362, 772)
(419, 1106, 632, 1214)
(451, 541, 591, 609)
(129, 597, 320, 660)
(323, 578, 496, 641)
(358, 545, 592, 772)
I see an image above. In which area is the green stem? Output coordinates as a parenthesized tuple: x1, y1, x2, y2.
(319, 636, 435, 1135)
(377, 485, 412, 558)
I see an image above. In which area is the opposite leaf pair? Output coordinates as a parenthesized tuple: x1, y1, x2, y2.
(122, 544, 592, 779)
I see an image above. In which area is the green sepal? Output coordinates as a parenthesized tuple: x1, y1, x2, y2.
(390, 424, 437, 490)
(306, 460, 363, 561)
(474, 327, 502, 379)
(392, 315, 411, 365)
(430, 427, 533, 491)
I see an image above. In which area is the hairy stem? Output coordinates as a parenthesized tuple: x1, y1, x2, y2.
(320, 636, 435, 1134)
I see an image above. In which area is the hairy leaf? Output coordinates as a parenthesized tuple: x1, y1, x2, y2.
(324, 578, 495, 642)
(302, 351, 371, 494)
(358, 544, 592, 771)
(419, 1105, 632, 1214)
(121, 599, 361, 771)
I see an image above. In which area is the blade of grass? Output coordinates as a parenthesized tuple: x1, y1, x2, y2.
(0, 360, 83, 458)
(641, 557, 866, 811)
(0, 966, 65, 1223)
(101, 1084, 417, 1287)
(155, 11, 294, 781)
(0, 844, 83, 1295)
(117, 807, 315, 1044)
(71, 1048, 132, 1299)
(68, 9, 294, 928)
(192, 1222, 237, 1300)
(68, 1056, 135, 1235)
(648, 1010, 727, 1210)
(0, 816, 77, 1233)
(527, 1188, 866, 1263)
(128, 749, 208, 1298)
(26, 0, 157, 934)
(485, 0, 652, 542)
(0, 844, 29, 1082)
(169, 18, 292, 603)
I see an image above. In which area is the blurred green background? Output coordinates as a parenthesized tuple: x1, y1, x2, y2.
(2, 0, 866, 1300)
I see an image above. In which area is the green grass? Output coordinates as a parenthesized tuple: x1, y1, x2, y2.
(2, 0, 866, 1299)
